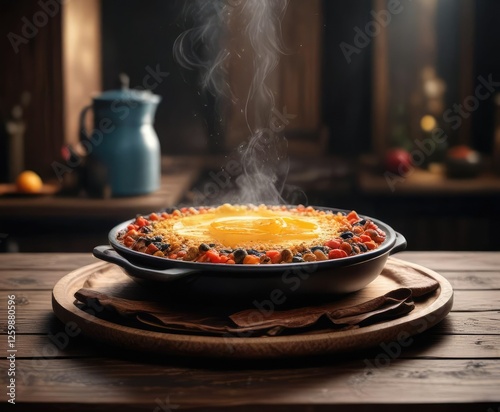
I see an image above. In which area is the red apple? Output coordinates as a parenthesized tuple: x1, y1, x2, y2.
(447, 145, 473, 159)
(384, 148, 412, 175)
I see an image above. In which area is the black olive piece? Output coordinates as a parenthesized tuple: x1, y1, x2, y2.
(138, 237, 152, 245)
(199, 243, 211, 252)
(294, 252, 302, 257)
(140, 226, 153, 233)
(311, 246, 328, 254)
(221, 249, 233, 254)
(153, 242, 170, 251)
(209, 243, 216, 248)
(150, 236, 162, 242)
(292, 256, 304, 263)
(233, 248, 248, 264)
(340, 231, 354, 239)
(247, 249, 262, 256)
(357, 243, 368, 252)
(359, 219, 367, 225)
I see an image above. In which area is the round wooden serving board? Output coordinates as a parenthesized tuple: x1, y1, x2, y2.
(52, 257, 453, 359)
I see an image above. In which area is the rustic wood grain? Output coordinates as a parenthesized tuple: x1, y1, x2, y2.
(432, 311, 500, 335)
(0, 254, 95, 270)
(5, 333, 499, 360)
(398, 252, 500, 271)
(0, 252, 499, 410)
(1, 358, 499, 406)
(437, 271, 500, 290)
(451, 290, 500, 311)
(0, 270, 74, 290)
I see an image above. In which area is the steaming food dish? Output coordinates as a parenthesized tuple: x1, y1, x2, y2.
(116, 204, 387, 265)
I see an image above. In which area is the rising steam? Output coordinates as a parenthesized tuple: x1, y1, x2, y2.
(174, 0, 298, 205)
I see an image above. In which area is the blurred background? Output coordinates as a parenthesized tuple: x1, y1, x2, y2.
(1, 0, 500, 252)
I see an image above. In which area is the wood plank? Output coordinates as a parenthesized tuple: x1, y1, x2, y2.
(439, 271, 500, 290)
(398, 252, 500, 271)
(7, 333, 499, 360)
(452, 291, 500, 311)
(1, 333, 101, 359)
(433, 311, 500, 335)
(400, 333, 500, 359)
(2, 403, 497, 412)
(1, 358, 499, 405)
(0, 270, 75, 290)
(0, 254, 95, 270)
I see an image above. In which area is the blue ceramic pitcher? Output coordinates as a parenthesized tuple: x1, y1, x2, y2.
(80, 85, 161, 197)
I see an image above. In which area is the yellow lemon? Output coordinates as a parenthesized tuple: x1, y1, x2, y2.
(16, 170, 43, 193)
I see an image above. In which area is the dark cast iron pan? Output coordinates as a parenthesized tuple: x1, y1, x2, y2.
(93, 207, 407, 299)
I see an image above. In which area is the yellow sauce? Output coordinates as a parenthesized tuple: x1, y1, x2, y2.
(164, 204, 340, 250)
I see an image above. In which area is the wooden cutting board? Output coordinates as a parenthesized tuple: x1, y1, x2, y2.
(52, 257, 453, 359)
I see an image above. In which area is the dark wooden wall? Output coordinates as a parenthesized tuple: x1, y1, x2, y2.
(0, 0, 64, 178)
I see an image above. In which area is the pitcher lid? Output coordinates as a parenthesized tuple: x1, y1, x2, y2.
(93, 73, 161, 103)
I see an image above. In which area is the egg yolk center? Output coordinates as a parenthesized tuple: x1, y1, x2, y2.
(172, 209, 322, 249)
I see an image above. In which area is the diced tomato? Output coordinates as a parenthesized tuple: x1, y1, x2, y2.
(135, 216, 149, 227)
(206, 250, 222, 263)
(161, 212, 170, 219)
(328, 249, 348, 259)
(352, 226, 364, 234)
(145, 243, 159, 254)
(346, 211, 360, 223)
(123, 236, 135, 247)
(243, 255, 260, 264)
(226, 259, 235, 264)
(364, 241, 377, 250)
(177, 250, 187, 258)
(266, 250, 282, 264)
(149, 213, 160, 221)
(127, 224, 139, 231)
(360, 234, 372, 243)
(325, 239, 341, 249)
(219, 255, 229, 263)
(125, 229, 139, 238)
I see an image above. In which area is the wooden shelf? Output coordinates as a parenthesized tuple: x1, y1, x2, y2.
(358, 168, 500, 196)
(0, 157, 203, 220)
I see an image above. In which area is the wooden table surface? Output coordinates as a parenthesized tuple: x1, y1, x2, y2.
(0, 252, 499, 411)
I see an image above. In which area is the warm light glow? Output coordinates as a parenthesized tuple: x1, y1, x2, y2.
(420, 115, 437, 132)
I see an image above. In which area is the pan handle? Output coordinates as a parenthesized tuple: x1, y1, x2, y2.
(92, 245, 199, 280)
(389, 232, 407, 255)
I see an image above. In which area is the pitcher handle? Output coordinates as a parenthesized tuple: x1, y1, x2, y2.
(79, 104, 92, 141)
